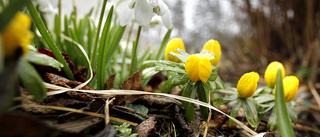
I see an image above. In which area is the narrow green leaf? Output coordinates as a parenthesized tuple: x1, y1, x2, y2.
(100, 25, 126, 89)
(181, 82, 197, 122)
(90, 0, 108, 66)
(95, 6, 114, 89)
(197, 81, 210, 120)
(0, 0, 29, 31)
(53, 14, 63, 51)
(242, 98, 259, 128)
(129, 26, 142, 76)
(24, 52, 63, 71)
(26, 1, 74, 80)
(155, 28, 172, 60)
(17, 59, 46, 102)
(161, 74, 189, 93)
(275, 68, 295, 137)
(229, 99, 241, 125)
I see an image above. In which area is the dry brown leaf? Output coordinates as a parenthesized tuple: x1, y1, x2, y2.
(135, 116, 157, 137)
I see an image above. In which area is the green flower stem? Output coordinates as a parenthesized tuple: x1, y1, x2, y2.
(90, 0, 108, 66)
(129, 25, 142, 76)
(155, 28, 172, 60)
(26, 1, 75, 80)
(275, 68, 295, 137)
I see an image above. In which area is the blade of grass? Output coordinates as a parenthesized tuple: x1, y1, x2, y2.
(155, 28, 172, 60)
(129, 26, 142, 76)
(90, 0, 108, 66)
(95, 6, 114, 89)
(0, 0, 29, 31)
(275, 68, 295, 137)
(100, 25, 126, 89)
(26, 1, 74, 80)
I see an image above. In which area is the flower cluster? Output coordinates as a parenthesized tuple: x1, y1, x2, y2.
(1, 12, 33, 57)
(164, 38, 221, 84)
(117, 0, 172, 29)
(235, 61, 299, 102)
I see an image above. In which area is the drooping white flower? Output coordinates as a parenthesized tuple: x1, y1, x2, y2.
(117, 0, 172, 29)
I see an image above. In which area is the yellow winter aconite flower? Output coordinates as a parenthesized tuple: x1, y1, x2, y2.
(202, 39, 221, 66)
(274, 76, 299, 102)
(264, 61, 285, 88)
(1, 12, 33, 57)
(237, 72, 259, 98)
(165, 38, 186, 62)
(185, 54, 212, 83)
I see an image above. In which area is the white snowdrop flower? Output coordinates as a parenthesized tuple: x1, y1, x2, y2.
(117, 0, 172, 29)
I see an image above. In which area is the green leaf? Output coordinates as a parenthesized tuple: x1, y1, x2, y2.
(229, 99, 241, 126)
(0, 0, 29, 31)
(129, 26, 142, 76)
(287, 102, 297, 124)
(126, 104, 148, 115)
(254, 94, 275, 104)
(95, 6, 114, 89)
(216, 88, 237, 94)
(161, 74, 189, 93)
(24, 51, 63, 71)
(90, 0, 108, 66)
(142, 60, 185, 70)
(208, 66, 218, 81)
(208, 81, 216, 92)
(155, 28, 172, 60)
(241, 98, 259, 128)
(275, 68, 295, 137)
(181, 82, 197, 122)
(215, 76, 225, 89)
(17, 59, 46, 102)
(100, 25, 126, 89)
(213, 94, 237, 107)
(168, 48, 189, 62)
(26, 1, 74, 80)
(267, 107, 277, 131)
(197, 81, 210, 121)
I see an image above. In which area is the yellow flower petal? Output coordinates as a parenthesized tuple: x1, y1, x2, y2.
(185, 54, 212, 83)
(202, 39, 221, 66)
(164, 38, 185, 62)
(1, 12, 33, 57)
(274, 76, 299, 102)
(237, 72, 259, 98)
(264, 61, 285, 88)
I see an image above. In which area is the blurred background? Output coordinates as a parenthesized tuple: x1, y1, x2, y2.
(38, 0, 320, 83)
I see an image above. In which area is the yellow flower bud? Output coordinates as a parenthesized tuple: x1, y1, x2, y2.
(165, 38, 186, 62)
(237, 72, 259, 98)
(202, 39, 221, 66)
(1, 12, 33, 57)
(185, 54, 212, 83)
(274, 76, 299, 102)
(264, 61, 285, 88)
